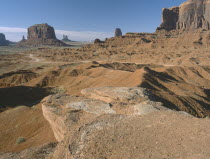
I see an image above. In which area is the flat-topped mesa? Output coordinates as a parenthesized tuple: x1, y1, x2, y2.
(17, 23, 66, 47)
(157, 0, 210, 31)
(0, 33, 9, 46)
(28, 23, 56, 40)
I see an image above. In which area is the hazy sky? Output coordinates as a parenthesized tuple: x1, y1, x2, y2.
(0, 0, 186, 41)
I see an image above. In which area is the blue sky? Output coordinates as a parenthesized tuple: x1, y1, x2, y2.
(0, 0, 186, 41)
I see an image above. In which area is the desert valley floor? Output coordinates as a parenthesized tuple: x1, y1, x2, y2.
(0, 29, 210, 158)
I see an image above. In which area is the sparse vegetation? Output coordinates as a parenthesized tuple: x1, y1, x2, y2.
(50, 86, 66, 94)
(16, 137, 26, 144)
(0, 46, 30, 55)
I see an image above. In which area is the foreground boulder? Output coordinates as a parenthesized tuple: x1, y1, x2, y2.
(158, 0, 210, 31)
(17, 24, 66, 47)
(42, 94, 115, 142)
(0, 33, 9, 46)
(42, 87, 165, 143)
(3, 87, 210, 159)
(40, 87, 210, 159)
(41, 86, 210, 159)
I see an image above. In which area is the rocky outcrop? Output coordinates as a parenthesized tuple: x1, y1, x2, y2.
(41, 87, 169, 158)
(42, 87, 167, 142)
(38, 86, 210, 159)
(177, 0, 210, 30)
(62, 35, 71, 42)
(17, 24, 66, 47)
(158, 0, 210, 31)
(4, 86, 210, 158)
(19, 35, 26, 43)
(115, 28, 122, 37)
(0, 33, 9, 46)
(22, 35, 26, 41)
(42, 94, 115, 142)
(81, 87, 152, 103)
(94, 38, 103, 44)
(157, 7, 179, 31)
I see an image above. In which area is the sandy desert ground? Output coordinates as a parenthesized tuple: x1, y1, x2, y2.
(1, 31, 210, 158)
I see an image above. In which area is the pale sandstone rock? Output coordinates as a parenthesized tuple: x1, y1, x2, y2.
(81, 86, 150, 103)
(42, 94, 115, 142)
(7, 87, 209, 159)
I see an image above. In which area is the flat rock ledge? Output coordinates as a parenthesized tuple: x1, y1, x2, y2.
(42, 87, 169, 142)
(3, 87, 209, 159)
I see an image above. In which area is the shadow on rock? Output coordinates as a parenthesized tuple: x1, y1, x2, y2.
(0, 86, 51, 111)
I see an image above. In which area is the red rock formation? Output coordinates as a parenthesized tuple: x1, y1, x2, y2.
(157, 7, 179, 31)
(158, 0, 210, 31)
(177, 0, 210, 30)
(17, 24, 66, 47)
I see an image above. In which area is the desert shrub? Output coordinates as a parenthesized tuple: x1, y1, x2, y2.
(49, 86, 66, 94)
(16, 137, 26, 144)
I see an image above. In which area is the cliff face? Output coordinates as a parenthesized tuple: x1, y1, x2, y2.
(28, 24, 57, 40)
(158, 0, 210, 31)
(177, 0, 210, 30)
(158, 7, 179, 31)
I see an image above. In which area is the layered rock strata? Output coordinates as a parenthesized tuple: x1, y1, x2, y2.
(158, 0, 210, 31)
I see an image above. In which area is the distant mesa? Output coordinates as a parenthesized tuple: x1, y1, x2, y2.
(115, 28, 122, 37)
(62, 35, 71, 42)
(28, 23, 56, 39)
(0, 33, 9, 46)
(17, 23, 66, 47)
(157, 0, 210, 31)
